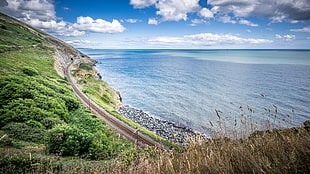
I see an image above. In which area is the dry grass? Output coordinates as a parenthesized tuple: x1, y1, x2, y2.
(108, 121, 310, 174)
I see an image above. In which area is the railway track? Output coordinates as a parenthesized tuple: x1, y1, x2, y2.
(65, 61, 162, 148)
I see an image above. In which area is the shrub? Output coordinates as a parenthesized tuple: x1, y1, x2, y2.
(0, 150, 63, 174)
(88, 131, 116, 160)
(0, 98, 56, 127)
(61, 95, 80, 112)
(25, 120, 45, 128)
(1, 123, 46, 143)
(101, 94, 114, 104)
(0, 151, 34, 173)
(40, 117, 66, 129)
(45, 124, 93, 156)
(79, 63, 92, 71)
(22, 66, 39, 76)
(69, 109, 106, 134)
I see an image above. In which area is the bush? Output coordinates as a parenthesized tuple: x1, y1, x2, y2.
(40, 117, 66, 130)
(61, 95, 80, 111)
(1, 123, 46, 143)
(0, 76, 74, 126)
(0, 150, 63, 174)
(45, 124, 93, 156)
(22, 66, 39, 76)
(79, 63, 93, 71)
(69, 109, 106, 134)
(0, 151, 34, 173)
(25, 120, 44, 128)
(0, 98, 56, 127)
(89, 131, 116, 160)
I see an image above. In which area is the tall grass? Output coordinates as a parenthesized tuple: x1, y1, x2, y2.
(114, 121, 309, 174)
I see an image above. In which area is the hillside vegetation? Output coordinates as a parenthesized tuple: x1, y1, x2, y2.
(0, 12, 309, 173)
(0, 12, 140, 172)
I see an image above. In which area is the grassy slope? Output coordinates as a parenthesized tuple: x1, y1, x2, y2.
(0, 13, 140, 173)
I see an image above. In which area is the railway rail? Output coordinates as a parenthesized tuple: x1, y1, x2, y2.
(65, 61, 162, 148)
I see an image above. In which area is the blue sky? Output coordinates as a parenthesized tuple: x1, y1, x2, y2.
(1, 0, 310, 49)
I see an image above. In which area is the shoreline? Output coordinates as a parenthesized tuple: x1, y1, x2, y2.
(91, 59, 208, 146)
(118, 105, 204, 146)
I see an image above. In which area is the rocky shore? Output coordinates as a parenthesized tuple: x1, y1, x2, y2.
(118, 105, 202, 146)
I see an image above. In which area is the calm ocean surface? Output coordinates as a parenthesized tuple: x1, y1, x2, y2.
(80, 49, 310, 135)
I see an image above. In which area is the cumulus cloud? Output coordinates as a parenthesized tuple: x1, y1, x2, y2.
(208, 0, 310, 23)
(218, 15, 237, 24)
(156, 0, 200, 21)
(130, 0, 156, 8)
(0, 0, 56, 21)
(217, 17, 258, 26)
(148, 18, 160, 25)
(131, 0, 201, 22)
(0, 0, 126, 36)
(199, 8, 214, 18)
(148, 33, 273, 46)
(131, 0, 310, 24)
(275, 34, 296, 41)
(290, 26, 310, 33)
(73, 16, 126, 33)
(189, 19, 208, 26)
(239, 19, 258, 26)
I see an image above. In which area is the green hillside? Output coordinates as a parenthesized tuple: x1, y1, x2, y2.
(0, 13, 141, 173)
(0, 12, 309, 173)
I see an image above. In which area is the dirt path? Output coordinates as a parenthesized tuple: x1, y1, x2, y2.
(65, 61, 162, 148)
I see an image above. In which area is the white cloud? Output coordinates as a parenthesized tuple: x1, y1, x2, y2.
(125, 19, 141, 23)
(218, 15, 237, 24)
(208, 0, 310, 23)
(0, 0, 55, 21)
(148, 18, 160, 25)
(63, 7, 70, 11)
(148, 33, 273, 46)
(61, 28, 86, 37)
(239, 19, 258, 27)
(130, 0, 156, 8)
(156, 0, 201, 21)
(130, 0, 310, 25)
(189, 19, 208, 26)
(199, 8, 214, 18)
(66, 40, 97, 46)
(0, 0, 126, 37)
(27, 19, 86, 37)
(73, 16, 126, 33)
(290, 26, 310, 33)
(131, 0, 201, 22)
(131, 0, 308, 25)
(275, 34, 296, 41)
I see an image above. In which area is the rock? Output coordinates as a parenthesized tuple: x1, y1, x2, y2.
(118, 106, 204, 145)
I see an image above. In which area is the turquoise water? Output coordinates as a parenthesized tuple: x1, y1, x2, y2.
(80, 49, 310, 135)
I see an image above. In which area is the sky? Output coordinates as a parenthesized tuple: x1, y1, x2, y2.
(0, 0, 310, 49)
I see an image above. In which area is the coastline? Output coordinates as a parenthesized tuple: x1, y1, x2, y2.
(118, 105, 201, 146)
(91, 69, 203, 146)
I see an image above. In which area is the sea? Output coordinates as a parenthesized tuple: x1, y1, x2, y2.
(79, 49, 310, 136)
